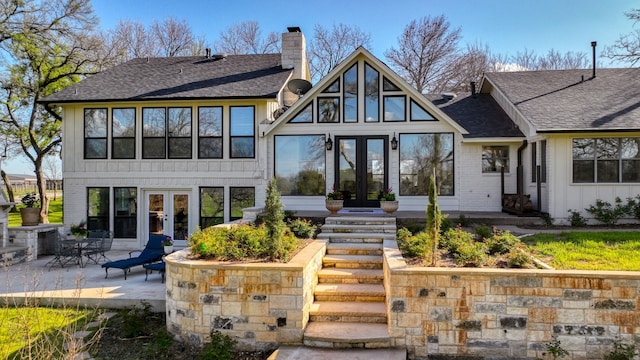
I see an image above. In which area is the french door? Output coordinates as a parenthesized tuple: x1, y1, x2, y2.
(146, 191, 190, 247)
(335, 136, 388, 207)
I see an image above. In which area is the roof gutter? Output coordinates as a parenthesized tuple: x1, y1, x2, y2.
(537, 128, 640, 134)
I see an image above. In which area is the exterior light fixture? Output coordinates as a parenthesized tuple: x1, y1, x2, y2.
(325, 134, 333, 151)
(391, 133, 398, 150)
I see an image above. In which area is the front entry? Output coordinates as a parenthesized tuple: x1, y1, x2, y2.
(335, 136, 388, 207)
(146, 191, 190, 247)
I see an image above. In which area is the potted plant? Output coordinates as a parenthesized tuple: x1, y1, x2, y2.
(379, 187, 399, 213)
(70, 220, 88, 238)
(325, 184, 344, 215)
(163, 236, 174, 254)
(19, 193, 41, 226)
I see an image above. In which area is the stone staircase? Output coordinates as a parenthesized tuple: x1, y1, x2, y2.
(303, 216, 396, 349)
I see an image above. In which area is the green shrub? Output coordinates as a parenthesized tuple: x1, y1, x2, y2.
(396, 227, 413, 244)
(474, 224, 492, 240)
(627, 195, 640, 221)
(397, 230, 431, 259)
(544, 336, 569, 360)
(398, 220, 424, 235)
(454, 214, 471, 227)
(200, 330, 236, 360)
(505, 244, 532, 268)
(440, 216, 453, 234)
(454, 241, 486, 267)
(484, 230, 519, 255)
(585, 197, 630, 225)
(287, 218, 317, 239)
(440, 227, 475, 254)
(604, 339, 637, 360)
(541, 212, 554, 227)
(121, 302, 153, 338)
(264, 178, 286, 260)
(567, 209, 587, 227)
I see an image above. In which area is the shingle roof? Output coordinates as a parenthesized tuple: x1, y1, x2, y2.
(429, 93, 524, 138)
(484, 68, 640, 132)
(41, 54, 292, 103)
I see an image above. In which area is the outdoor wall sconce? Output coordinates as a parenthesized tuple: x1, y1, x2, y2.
(325, 134, 333, 151)
(390, 133, 398, 150)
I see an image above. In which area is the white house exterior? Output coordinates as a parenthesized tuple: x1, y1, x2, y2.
(40, 28, 640, 249)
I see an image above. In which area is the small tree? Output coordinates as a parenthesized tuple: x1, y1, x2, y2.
(264, 177, 285, 260)
(426, 172, 442, 266)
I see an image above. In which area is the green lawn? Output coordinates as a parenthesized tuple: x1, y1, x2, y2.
(522, 231, 640, 271)
(8, 197, 63, 227)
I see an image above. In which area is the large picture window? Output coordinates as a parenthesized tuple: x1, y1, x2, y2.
(87, 187, 109, 231)
(573, 137, 640, 183)
(399, 133, 454, 196)
(275, 135, 326, 196)
(114, 187, 137, 238)
(200, 187, 224, 228)
(112, 108, 135, 159)
(482, 146, 510, 173)
(230, 106, 255, 158)
(84, 108, 108, 159)
(318, 98, 340, 123)
(230, 187, 255, 221)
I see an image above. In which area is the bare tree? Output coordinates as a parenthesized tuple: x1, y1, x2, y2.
(308, 23, 372, 82)
(443, 41, 496, 92)
(151, 17, 194, 57)
(502, 48, 589, 71)
(384, 15, 462, 93)
(604, 8, 640, 65)
(214, 20, 280, 55)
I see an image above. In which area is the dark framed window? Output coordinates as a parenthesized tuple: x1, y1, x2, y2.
(399, 133, 454, 196)
(142, 107, 166, 159)
(87, 187, 109, 231)
(531, 143, 537, 182)
(383, 96, 406, 122)
(168, 107, 192, 159)
(410, 100, 435, 121)
(114, 187, 137, 238)
(383, 77, 401, 91)
(540, 140, 547, 183)
(323, 78, 340, 93)
(200, 187, 224, 228)
(343, 64, 358, 123)
(84, 108, 108, 159)
(364, 62, 379, 122)
(275, 135, 326, 196)
(230, 187, 255, 221)
(318, 97, 340, 123)
(112, 108, 136, 159)
(230, 106, 255, 158)
(288, 103, 313, 123)
(573, 137, 640, 183)
(198, 106, 222, 158)
(482, 146, 510, 173)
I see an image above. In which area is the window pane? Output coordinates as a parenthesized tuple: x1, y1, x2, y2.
(482, 146, 510, 173)
(318, 98, 340, 123)
(199, 138, 222, 158)
(114, 187, 137, 238)
(383, 77, 401, 91)
(596, 138, 620, 159)
(540, 140, 547, 183)
(230, 107, 254, 136)
(573, 160, 594, 182)
(275, 135, 326, 196)
(168, 107, 191, 137)
(143, 138, 165, 158)
(597, 160, 619, 182)
(85, 139, 107, 159)
(384, 96, 405, 121)
(344, 64, 358, 123)
(573, 138, 594, 159)
(231, 137, 254, 158)
(169, 137, 192, 158)
(200, 187, 224, 228)
(143, 108, 165, 136)
(365, 63, 379, 122)
(400, 133, 454, 196)
(622, 160, 640, 182)
(531, 143, 537, 182)
(84, 109, 107, 137)
(112, 108, 135, 137)
(199, 107, 222, 136)
(621, 138, 640, 159)
(289, 103, 313, 123)
(88, 187, 109, 231)
(411, 100, 435, 121)
(230, 187, 255, 221)
(113, 138, 135, 159)
(323, 79, 340, 93)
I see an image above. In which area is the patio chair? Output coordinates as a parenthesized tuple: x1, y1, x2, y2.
(46, 232, 81, 269)
(101, 234, 166, 279)
(83, 230, 113, 265)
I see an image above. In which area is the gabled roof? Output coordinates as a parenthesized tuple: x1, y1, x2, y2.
(429, 93, 524, 139)
(40, 54, 292, 104)
(483, 68, 640, 133)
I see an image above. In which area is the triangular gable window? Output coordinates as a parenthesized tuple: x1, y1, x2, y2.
(288, 103, 313, 123)
(383, 77, 401, 91)
(322, 79, 340, 93)
(410, 100, 436, 121)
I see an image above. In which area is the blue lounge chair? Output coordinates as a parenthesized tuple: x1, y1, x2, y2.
(101, 235, 167, 279)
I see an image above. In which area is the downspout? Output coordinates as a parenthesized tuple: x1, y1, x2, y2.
(516, 140, 528, 195)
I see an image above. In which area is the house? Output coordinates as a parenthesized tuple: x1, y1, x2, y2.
(40, 27, 640, 249)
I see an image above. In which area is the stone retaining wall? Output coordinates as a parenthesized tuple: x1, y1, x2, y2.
(164, 240, 326, 350)
(383, 239, 640, 359)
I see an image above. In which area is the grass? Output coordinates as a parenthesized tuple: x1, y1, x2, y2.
(522, 231, 640, 271)
(8, 197, 63, 227)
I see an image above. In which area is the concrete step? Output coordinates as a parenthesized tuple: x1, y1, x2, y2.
(318, 268, 384, 284)
(322, 255, 383, 269)
(324, 216, 396, 226)
(317, 232, 395, 243)
(321, 224, 397, 234)
(269, 345, 406, 359)
(326, 243, 382, 256)
(309, 301, 387, 323)
(315, 283, 385, 302)
(302, 322, 394, 350)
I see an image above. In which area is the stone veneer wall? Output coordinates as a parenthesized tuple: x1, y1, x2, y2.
(164, 240, 326, 350)
(383, 239, 640, 360)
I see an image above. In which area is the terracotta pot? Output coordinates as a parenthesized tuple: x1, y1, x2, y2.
(325, 199, 344, 215)
(20, 207, 41, 226)
(380, 200, 399, 214)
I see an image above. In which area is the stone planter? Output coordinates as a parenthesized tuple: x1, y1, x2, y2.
(380, 200, 399, 213)
(164, 245, 174, 254)
(20, 208, 41, 226)
(325, 199, 344, 215)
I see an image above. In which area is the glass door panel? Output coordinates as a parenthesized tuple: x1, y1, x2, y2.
(173, 194, 189, 241)
(146, 191, 190, 247)
(148, 194, 164, 236)
(336, 136, 388, 207)
(367, 139, 385, 200)
(338, 139, 357, 201)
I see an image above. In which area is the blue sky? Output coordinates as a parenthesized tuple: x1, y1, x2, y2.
(4, 0, 637, 175)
